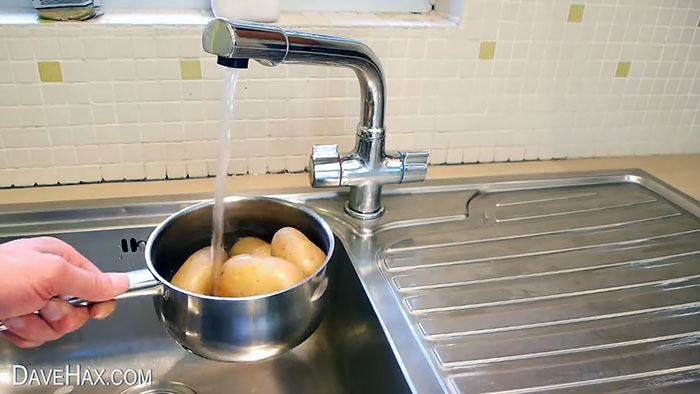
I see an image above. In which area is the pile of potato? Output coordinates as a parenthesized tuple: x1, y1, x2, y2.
(171, 227, 326, 297)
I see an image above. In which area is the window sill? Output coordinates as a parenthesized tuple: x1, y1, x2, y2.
(278, 11, 458, 28)
(0, 9, 458, 28)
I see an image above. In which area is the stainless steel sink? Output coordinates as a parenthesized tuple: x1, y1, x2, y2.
(1, 169, 699, 393)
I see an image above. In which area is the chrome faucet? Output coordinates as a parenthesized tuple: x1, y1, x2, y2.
(202, 18, 429, 219)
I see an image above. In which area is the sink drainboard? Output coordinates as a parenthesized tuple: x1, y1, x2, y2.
(370, 178, 700, 393)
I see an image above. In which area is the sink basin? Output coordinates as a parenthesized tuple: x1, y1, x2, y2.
(1, 169, 699, 393)
(0, 234, 410, 393)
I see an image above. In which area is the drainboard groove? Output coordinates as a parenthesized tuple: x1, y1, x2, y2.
(490, 184, 658, 222)
(384, 227, 700, 272)
(434, 311, 700, 368)
(477, 364, 700, 394)
(384, 212, 682, 255)
(439, 331, 700, 368)
(419, 301, 700, 340)
(393, 249, 700, 292)
(495, 191, 599, 207)
(421, 302, 700, 340)
(403, 257, 700, 312)
(407, 275, 700, 314)
(494, 198, 659, 223)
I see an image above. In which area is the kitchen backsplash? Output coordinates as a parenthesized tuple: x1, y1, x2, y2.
(0, 0, 698, 187)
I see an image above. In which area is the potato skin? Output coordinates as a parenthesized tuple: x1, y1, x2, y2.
(229, 236, 271, 257)
(271, 227, 326, 276)
(171, 246, 224, 295)
(215, 255, 305, 297)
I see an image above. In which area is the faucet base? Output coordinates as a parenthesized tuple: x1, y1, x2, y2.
(344, 201, 384, 220)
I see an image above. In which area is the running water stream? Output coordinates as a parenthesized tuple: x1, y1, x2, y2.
(210, 67, 239, 290)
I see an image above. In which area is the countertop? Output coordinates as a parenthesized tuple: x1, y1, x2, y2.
(0, 154, 697, 206)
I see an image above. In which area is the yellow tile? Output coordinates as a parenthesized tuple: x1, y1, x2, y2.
(615, 62, 631, 78)
(567, 4, 585, 23)
(479, 42, 496, 60)
(37, 61, 63, 82)
(180, 59, 202, 80)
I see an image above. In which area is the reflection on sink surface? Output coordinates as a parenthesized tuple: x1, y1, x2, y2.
(1, 169, 699, 393)
(0, 233, 410, 394)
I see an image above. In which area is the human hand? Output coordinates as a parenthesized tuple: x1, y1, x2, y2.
(0, 237, 129, 348)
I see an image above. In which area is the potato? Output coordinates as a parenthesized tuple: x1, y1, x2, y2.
(229, 236, 271, 257)
(271, 227, 326, 276)
(171, 246, 225, 295)
(215, 255, 304, 297)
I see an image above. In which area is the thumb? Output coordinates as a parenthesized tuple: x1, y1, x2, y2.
(51, 264, 129, 302)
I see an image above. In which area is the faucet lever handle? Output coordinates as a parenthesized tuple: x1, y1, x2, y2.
(309, 144, 342, 188)
(400, 150, 430, 184)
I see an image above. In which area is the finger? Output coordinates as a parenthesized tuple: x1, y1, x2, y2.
(46, 261, 129, 302)
(1, 313, 61, 342)
(89, 301, 117, 320)
(1, 331, 44, 348)
(39, 298, 90, 334)
(28, 236, 101, 273)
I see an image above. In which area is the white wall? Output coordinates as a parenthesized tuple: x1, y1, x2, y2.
(0, 0, 698, 187)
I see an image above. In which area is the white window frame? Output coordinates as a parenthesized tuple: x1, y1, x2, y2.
(280, 0, 433, 13)
(5, 0, 434, 13)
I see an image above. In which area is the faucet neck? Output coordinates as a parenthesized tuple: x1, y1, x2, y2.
(203, 18, 385, 131)
(271, 30, 386, 131)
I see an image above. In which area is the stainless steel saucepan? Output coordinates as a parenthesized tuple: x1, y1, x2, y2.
(0, 197, 335, 362)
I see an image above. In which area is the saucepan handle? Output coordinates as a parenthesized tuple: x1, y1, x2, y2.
(67, 268, 162, 306)
(0, 269, 162, 332)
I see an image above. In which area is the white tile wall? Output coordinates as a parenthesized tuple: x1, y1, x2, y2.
(0, 0, 699, 187)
